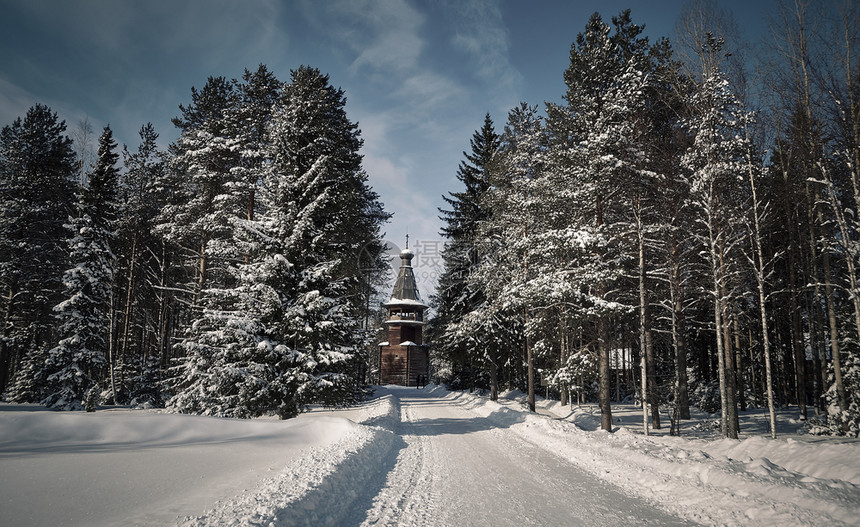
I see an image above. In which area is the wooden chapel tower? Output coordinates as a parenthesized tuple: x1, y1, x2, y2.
(378, 239, 429, 386)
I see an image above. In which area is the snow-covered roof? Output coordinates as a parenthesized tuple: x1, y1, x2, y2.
(383, 319, 424, 326)
(382, 297, 427, 308)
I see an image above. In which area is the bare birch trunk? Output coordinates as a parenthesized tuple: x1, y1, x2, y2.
(746, 145, 777, 438)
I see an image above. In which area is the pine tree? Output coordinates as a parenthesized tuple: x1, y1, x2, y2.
(159, 76, 242, 305)
(163, 73, 277, 418)
(681, 42, 752, 438)
(543, 11, 651, 432)
(0, 105, 76, 397)
(453, 103, 560, 408)
(114, 123, 166, 391)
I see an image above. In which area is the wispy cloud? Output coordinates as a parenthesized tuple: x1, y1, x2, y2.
(293, 0, 526, 293)
(448, 0, 524, 110)
(0, 77, 38, 127)
(298, 0, 425, 74)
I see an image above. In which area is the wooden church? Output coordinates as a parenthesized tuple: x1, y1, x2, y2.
(378, 241, 429, 386)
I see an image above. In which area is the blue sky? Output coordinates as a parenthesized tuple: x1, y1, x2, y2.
(0, 0, 777, 294)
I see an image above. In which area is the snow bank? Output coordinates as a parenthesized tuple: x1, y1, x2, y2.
(451, 390, 860, 527)
(0, 405, 345, 452)
(180, 390, 404, 526)
(178, 424, 393, 526)
(0, 402, 389, 526)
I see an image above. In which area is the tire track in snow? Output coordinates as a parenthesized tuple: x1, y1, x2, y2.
(359, 392, 440, 527)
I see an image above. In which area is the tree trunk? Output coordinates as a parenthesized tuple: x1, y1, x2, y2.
(156, 242, 172, 369)
(641, 353, 649, 436)
(523, 214, 534, 412)
(489, 351, 499, 402)
(747, 159, 777, 438)
(786, 222, 808, 421)
(707, 194, 736, 439)
(108, 286, 118, 404)
(0, 283, 16, 394)
(596, 193, 612, 433)
(598, 314, 613, 432)
(806, 189, 827, 413)
(718, 231, 739, 437)
(560, 317, 568, 407)
(670, 236, 691, 419)
(120, 234, 138, 363)
(526, 330, 534, 412)
(820, 224, 848, 416)
(733, 311, 746, 412)
(818, 164, 860, 422)
(196, 239, 208, 307)
(637, 204, 659, 430)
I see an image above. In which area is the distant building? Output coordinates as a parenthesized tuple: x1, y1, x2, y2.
(378, 243, 429, 386)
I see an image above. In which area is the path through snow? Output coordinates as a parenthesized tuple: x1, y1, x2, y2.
(350, 386, 691, 526)
(188, 386, 691, 526)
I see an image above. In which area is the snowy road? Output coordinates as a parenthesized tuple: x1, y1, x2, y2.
(333, 386, 690, 526)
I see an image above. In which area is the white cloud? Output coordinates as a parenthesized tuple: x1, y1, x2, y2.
(364, 152, 408, 192)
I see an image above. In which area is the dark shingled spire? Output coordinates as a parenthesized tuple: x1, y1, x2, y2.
(390, 248, 424, 304)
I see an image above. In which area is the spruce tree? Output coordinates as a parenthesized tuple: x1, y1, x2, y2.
(266, 65, 382, 410)
(432, 113, 500, 393)
(41, 126, 119, 409)
(167, 65, 387, 418)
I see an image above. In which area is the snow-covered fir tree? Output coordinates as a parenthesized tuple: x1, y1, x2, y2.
(166, 252, 296, 418)
(166, 65, 387, 418)
(265, 65, 384, 410)
(431, 113, 500, 394)
(41, 126, 120, 409)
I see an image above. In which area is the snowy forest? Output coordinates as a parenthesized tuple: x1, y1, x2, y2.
(429, 4, 860, 439)
(0, 65, 390, 418)
(1, 0, 859, 446)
